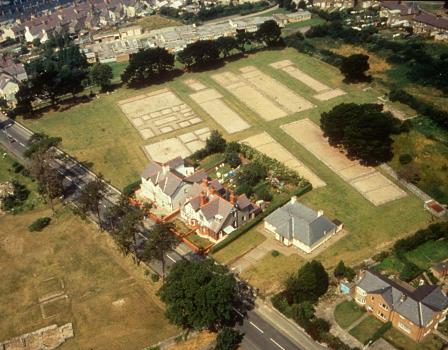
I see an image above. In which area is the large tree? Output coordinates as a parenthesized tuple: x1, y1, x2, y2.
(340, 54, 370, 82)
(178, 40, 220, 69)
(284, 260, 329, 304)
(121, 47, 175, 86)
(216, 36, 238, 58)
(320, 103, 400, 165)
(142, 222, 179, 282)
(256, 20, 282, 46)
(14, 84, 35, 117)
(78, 175, 108, 230)
(28, 148, 64, 213)
(215, 328, 242, 350)
(158, 259, 238, 331)
(90, 63, 113, 91)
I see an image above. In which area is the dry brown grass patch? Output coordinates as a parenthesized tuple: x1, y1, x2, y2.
(169, 332, 216, 350)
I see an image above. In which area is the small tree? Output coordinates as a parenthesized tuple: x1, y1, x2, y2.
(298, 0, 307, 9)
(142, 222, 179, 283)
(256, 20, 282, 47)
(215, 328, 242, 350)
(78, 175, 108, 229)
(333, 260, 356, 282)
(90, 63, 113, 91)
(206, 130, 226, 154)
(340, 54, 370, 82)
(291, 301, 315, 330)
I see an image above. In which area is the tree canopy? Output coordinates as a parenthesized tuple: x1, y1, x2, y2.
(178, 40, 220, 69)
(90, 63, 113, 91)
(340, 54, 370, 82)
(256, 20, 282, 46)
(158, 259, 238, 331)
(284, 260, 329, 304)
(320, 103, 400, 165)
(215, 328, 242, 350)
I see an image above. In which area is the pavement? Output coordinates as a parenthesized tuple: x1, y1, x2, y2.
(0, 115, 325, 350)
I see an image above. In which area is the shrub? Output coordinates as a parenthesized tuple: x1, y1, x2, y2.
(225, 151, 241, 168)
(399, 154, 413, 165)
(215, 328, 242, 350)
(122, 179, 141, 197)
(372, 251, 389, 262)
(254, 182, 273, 201)
(271, 293, 292, 318)
(399, 261, 422, 282)
(151, 273, 160, 282)
(12, 161, 24, 173)
(28, 217, 51, 232)
(271, 250, 280, 257)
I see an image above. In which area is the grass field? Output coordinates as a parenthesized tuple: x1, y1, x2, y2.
(383, 328, 443, 350)
(349, 316, 383, 345)
(0, 206, 177, 349)
(19, 48, 431, 295)
(334, 300, 365, 329)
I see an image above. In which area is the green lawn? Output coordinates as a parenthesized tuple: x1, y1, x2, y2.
(334, 300, 365, 329)
(186, 233, 212, 249)
(349, 316, 383, 345)
(383, 328, 444, 350)
(375, 256, 405, 275)
(107, 61, 128, 82)
(406, 239, 448, 270)
(199, 153, 225, 169)
(212, 227, 266, 264)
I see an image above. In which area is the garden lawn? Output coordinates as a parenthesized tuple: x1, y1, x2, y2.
(383, 328, 444, 350)
(212, 227, 266, 265)
(0, 206, 177, 349)
(107, 61, 128, 82)
(349, 316, 383, 345)
(334, 300, 365, 329)
(186, 233, 212, 249)
(405, 239, 448, 270)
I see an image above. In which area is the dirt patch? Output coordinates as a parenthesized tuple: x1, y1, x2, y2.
(183, 79, 206, 92)
(243, 132, 325, 188)
(313, 88, 346, 101)
(190, 88, 250, 134)
(1, 235, 24, 256)
(331, 44, 390, 75)
(281, 119, 407, 206)
(169, 332, 216, 350)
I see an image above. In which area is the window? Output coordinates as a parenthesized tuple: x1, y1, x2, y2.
(356, 296, 366, 304)
(398, 322, 411, 334)
(377, 311, 386, 320)
(380, 303, 389, 311)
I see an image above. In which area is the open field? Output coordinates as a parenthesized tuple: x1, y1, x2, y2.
(281, 118, 407, 206)
(242, 132, 325, 188)
(144, 127, 211, 162)
(189, 87, 250, 134)
(119, 88, 202, 140)
(0, 207, 177, 349)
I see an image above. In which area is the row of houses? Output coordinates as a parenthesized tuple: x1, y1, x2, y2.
(380, 1, 448, 40)
(0, 0, 148, 43)
(83, 10, 312, 62)
(0, 58, 27, 106)
(136, 157, 260, 242)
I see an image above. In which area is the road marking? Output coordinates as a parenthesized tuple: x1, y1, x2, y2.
(270, 338, 285, 350)
(250, 321, 264, 334)
(19, 142, 25, 147)
(166, 254, 176, 263)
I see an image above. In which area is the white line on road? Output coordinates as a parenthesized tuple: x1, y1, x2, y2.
(232, 307, 244, 318)
(270, 338, 286, 350)
(19, 142, 25, 147)
(249, 321, 264, 334)
(166, 254, 176, 263)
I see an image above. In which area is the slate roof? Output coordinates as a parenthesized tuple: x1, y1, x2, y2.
(414, 12, 448, 30)
(265, 200, 336, 248)
(200, 197, 235, 234)
(381, 1, 417, 16)
(357, 270, 448, 327)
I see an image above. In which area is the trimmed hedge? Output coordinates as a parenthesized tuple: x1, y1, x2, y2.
(209, 183, 312, 254)
(28, 217, 51, 232)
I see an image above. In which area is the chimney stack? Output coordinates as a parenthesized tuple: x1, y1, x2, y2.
(317, 209, 324, 217)
(200, 191, 207, 207)
(290, 196, 297, 204)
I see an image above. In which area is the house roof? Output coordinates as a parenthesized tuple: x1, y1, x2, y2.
(381, 1, 417, 16)
(265, 200, 336, 247)
(414, 12, 448, 30)
(357, 270, 448, 327)
(200, 196, 235, 234)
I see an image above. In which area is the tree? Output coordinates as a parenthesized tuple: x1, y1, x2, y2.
(236, 31, 251, 53)
(216, 36, 238, 58)
(24, 132, 61, 158)
(333, 260, 356, 282)
(158, 259, 238, 331)
(78, 175, 108, 230)
(28, 148, 63, 213)
(236, 162, 267, 188)
(284, 260, 329, 304)
(340, 54, 370, 82)
(256, 20, 282, 46)
(115, 204, 144, 263)
(298, 0, 307, 9)
(320, 103, 400, 165)
(121, 47, 174, 86)
(178, 40, 220, 69)
(32, 38, 41, 48)
(142, 222, 179, 283)
(291, 301, 315, 330)
(14, 84, 35, 116)
(444, 0, 448, 9)
(225, 151, 241, 168)
(206, 130, 226, 154)
(215, 328, 242, 350)
(89, 63, 113, 91)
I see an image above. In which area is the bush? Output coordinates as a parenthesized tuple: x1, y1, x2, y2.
(399, 261, 422, 282)
(399, 154, 413, 165)
(1, 180, 30, 211)
(372, 251, 389, 262)
(28, 217, 51, 232)
(254, 182, 273, 201)
(151, 273, 160, 282)
(271, 250, 280, 257)
(11, 161, 24, 173)
(215, 328, 242, 350)
(271, 293, 292, 318)
(122, 179, 141, 197)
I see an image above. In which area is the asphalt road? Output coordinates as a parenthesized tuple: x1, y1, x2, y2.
(0, 116, 324, 350)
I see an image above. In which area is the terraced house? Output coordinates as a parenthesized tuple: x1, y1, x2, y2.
(353, 270, 448, 342)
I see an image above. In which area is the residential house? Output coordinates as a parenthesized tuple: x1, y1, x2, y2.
(181, 179, 260, 241)
(380, 1, 417, 28)
(264, 196, 340, 253)
(353, 270, 448, 342)
(137, 157, 208, 212)
(412, 12, 448, 38)
(0, 72, 19, 106)
(0, 59, 27, 82)
(313, 0, 354, 10)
